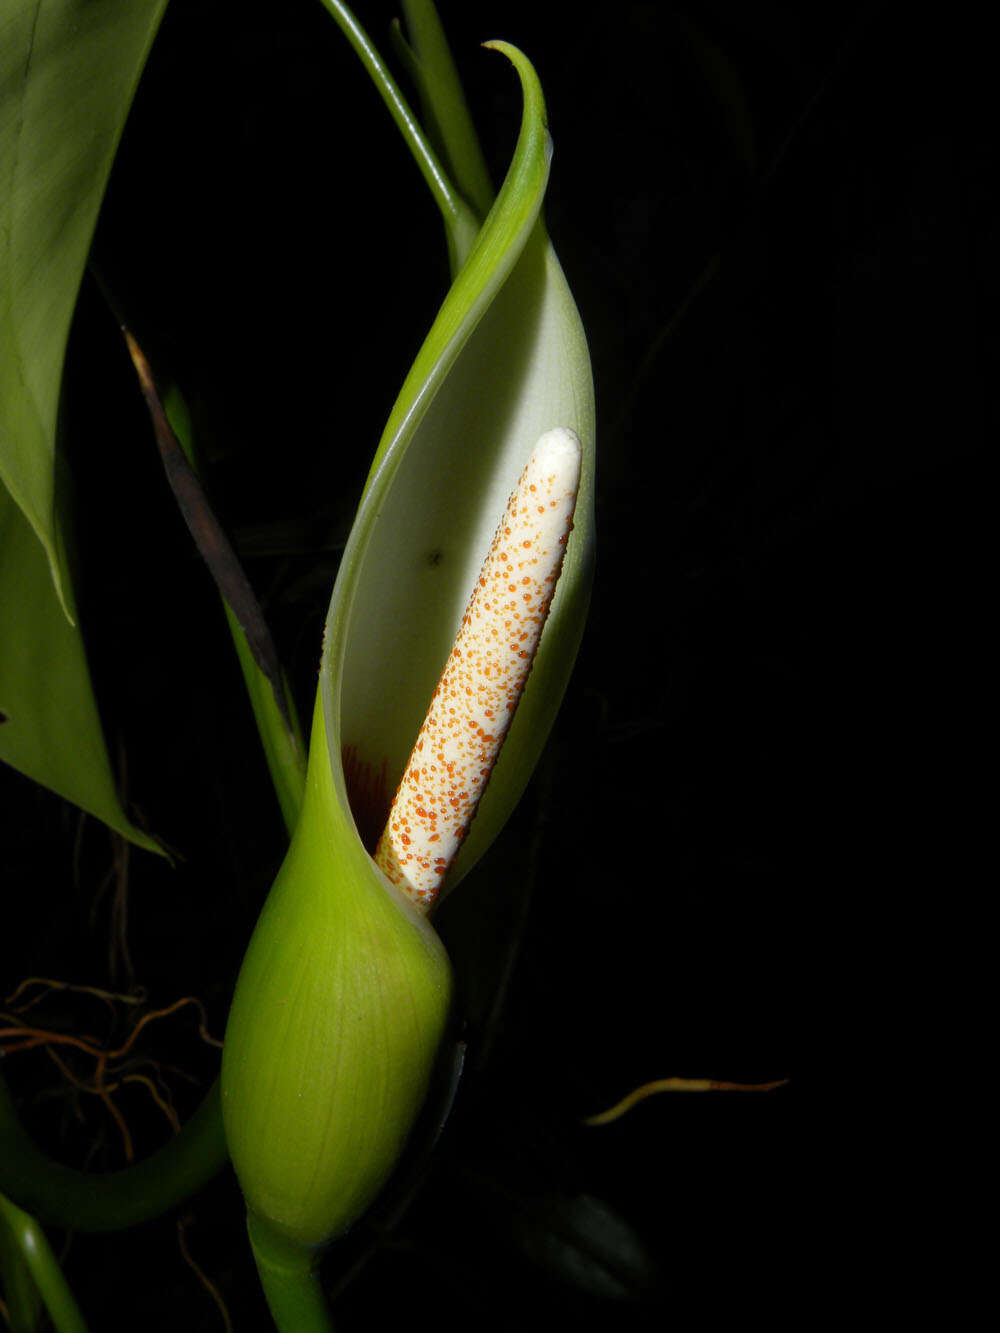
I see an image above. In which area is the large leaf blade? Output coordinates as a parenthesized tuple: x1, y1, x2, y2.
(0, 483, 160, 852)
(0, 0, 167, 848)
(0, 0, 168, 606)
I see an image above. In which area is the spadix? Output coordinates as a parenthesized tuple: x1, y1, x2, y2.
(376, 428, 581, 910)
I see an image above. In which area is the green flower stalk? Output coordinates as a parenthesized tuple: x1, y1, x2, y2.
(0, 1192, 88, 1333)
(221, 21, 595, 1323)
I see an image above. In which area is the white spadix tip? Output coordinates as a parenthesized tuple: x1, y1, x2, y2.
(375, 427, 582, 911)
(534, 425, 583, 471)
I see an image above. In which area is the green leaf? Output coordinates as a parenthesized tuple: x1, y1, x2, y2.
(0, 0, 168, 609)
(672, 8, 757, 176)
(0, 0, 168, 849)
(0, 482, 160, 853)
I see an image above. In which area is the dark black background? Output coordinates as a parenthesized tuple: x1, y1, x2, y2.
(1, 1, 989, 1327)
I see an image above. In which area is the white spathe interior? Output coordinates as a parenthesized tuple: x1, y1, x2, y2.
(335, 228, 594, 874)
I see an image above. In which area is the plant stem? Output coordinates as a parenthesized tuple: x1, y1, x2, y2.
(398, 0, 495, 218)
(248, 1215, 336, 1332)
(0, 1192, 88, 1332)
(0, 1075, 227, 1232)
(0, 1197, 43, 1332)
(314, 0, 479, 269)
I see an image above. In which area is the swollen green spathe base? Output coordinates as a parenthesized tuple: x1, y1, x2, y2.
(221, 699, 451, 1249)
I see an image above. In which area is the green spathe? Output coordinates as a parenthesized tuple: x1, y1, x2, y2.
(221, 698, 451, 1248)
(221, 36, 593, 1258)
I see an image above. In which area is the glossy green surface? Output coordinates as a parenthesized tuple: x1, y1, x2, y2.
(0, 0, 168, 848)
(222, 699, 452, 1247)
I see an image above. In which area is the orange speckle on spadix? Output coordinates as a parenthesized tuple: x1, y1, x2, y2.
(374, 428, 582, 911)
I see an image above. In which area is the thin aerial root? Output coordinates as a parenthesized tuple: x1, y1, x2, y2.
(0, 1025, 105, 1058)
(177, 1215, 234, 1333)
(121, 1074, 182, 1135)
(3, 977, 146, 1013)
(584, 1075, 790, 1125)
(0, 984, 221, 1165)
(106, 995, 223, 1059)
